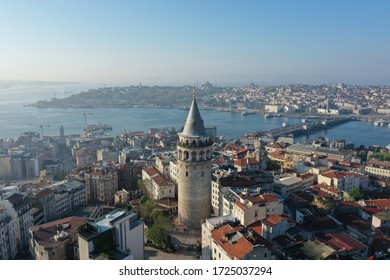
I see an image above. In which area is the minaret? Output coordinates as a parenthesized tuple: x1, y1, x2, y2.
(177, 89, 212, 229)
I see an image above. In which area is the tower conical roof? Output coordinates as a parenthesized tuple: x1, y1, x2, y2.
(181, 96, 207, 137)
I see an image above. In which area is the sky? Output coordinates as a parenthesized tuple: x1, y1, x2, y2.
(0, 0, 389, 85)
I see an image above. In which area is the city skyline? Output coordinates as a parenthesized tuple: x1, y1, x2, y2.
(1, 0, 389, 85)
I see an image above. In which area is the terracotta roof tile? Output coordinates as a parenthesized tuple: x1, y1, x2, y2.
(323, 232, 367, 252)
(364, 199, 390, 211)
(234, 200, 247, 211)
(211, 224, 253, 260)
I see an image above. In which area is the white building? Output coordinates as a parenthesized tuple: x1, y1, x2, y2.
(265, 104, 282, 113)
(365, 159, 390, 179)
(78, 209, 144, 260)
(261, 214, 295, 241)
(155, 153, 175, 176)
(169, 160, 178, 184)
(231, 193, 284, 226)
(142, 166, 175, 200)
(209, 223, 275, 260)
(273, 174, 303, 197)
(318, 170, 362, 193)
(201, 215, 237, 260)
(97, 148, 118, 162)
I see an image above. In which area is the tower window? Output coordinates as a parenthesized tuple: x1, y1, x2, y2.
(186, 171, 188, 177)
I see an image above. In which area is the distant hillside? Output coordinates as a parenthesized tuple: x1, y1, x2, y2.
(28, 85, 219, 108)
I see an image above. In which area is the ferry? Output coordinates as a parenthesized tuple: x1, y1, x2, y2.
(264, 113, 280, 118)
(86, 123, 113, 131)
(241, 111, 255, 116)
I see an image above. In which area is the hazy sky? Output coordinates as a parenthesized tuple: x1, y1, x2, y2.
(1, 0, 389, 85)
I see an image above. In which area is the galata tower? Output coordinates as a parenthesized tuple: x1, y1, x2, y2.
(177, 91, 212, 229)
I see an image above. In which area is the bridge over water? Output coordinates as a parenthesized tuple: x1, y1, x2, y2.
(253, 117, 354, 139)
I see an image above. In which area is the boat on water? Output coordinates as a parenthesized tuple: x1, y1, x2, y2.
(264, 113, 280, 118)
(86, 123, 113, 131)
(374, 120, 389, 126)
(241, 111, 255, 116)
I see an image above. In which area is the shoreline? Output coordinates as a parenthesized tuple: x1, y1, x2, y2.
(24, 103, 390, 124)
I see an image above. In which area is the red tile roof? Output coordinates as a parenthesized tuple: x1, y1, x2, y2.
(91, 171, 103, 176)
(226, 143, 241, 151)
(310, 183, 342, 197)
(144, 167, 171, 187)
(321, 170, 345, 179)
(266, 142, 285, 150)
(366, 159, 390, 168)
(234, 157, 259, 166)
(234, 200, 247, 211)
(262, 214, 287, 226)
(268, 151, 285, 159)
(211, 224, 253, 260)
(145, 167, 159, 177)
(364, 199, 390, 211)
(298, 173, 314, 180)
(213, 158, 227, 165)
(248, 220, 262, 236)
(35, 189, 55, 201)
(323, 232, 367, 252)
(261, 193, 280, 203)
(340, 201, 380, 215)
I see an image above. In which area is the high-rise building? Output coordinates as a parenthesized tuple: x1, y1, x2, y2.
(177, 92, 212, 229)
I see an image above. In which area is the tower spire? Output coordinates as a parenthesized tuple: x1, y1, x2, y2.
(181, 91, 206, 137)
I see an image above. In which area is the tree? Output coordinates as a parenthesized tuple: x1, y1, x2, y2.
(312, 197, 332, 214)
(349, 188, 364, 201)
(137, 199, 156, 225)
(138, 179, 152, 197)
(146, 214, 173, 251)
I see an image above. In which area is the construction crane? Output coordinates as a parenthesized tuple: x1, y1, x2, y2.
(29, 124, 50, 138)
(60, 111, 94, 129)
(81, 111, 94, 128)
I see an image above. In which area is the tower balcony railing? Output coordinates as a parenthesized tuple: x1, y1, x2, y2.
(177, 141, 213, 148)
(180, 156, 211, 162)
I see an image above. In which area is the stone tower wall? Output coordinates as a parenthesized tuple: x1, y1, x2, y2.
(177, 138, 212, 229)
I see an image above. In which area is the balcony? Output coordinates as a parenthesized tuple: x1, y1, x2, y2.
(177, 140, 213, 148)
